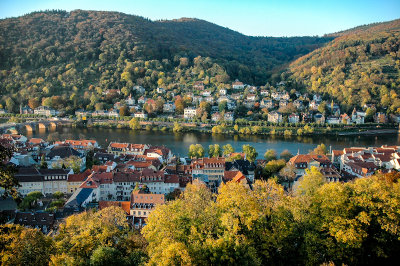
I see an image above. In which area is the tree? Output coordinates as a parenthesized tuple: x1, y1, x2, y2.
(294, 166, 326, 197)
(279, 163, 297, 188)
(242, 144, 258, 162)
(119, 106, 130, 117)
(40, 154, 48, 169)
(218, 101, 227, 112)
(173, 122, 183, 132)
(28, 98, 40, 109)
(264, 149, 277, 162)
(52, 156, 82, 174)
(53, 191, 64, 199)
(188, 144, 205, 159)
(0, 144, 19, 201)
(313, 143, 328, 155)
(53, 206, 146, 264)
(222, 144, 234, 157)
(208, 144, 222, 158)
(5, 97, 15, 113)
(174, 96, 185, 114)
(279, 149, 293, 162)
(0, 224, 54, 266)
(318, 101, 327, 114)
(90, 246, 123, 266)
(129, 118, 141, 130)
(263, 159, 286, 179)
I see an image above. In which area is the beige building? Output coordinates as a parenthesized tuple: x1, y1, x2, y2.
(130, 190, 165, 228)
(15, 168, 72, 196)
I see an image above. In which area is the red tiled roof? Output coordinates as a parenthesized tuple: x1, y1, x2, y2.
(68, 169, 91, 182)
(29, 138, 45, 144)
(332, 150, 344, 156)
(224, 170, 240, 181)
(109, 142, 129, 149)
(373, 153, 392, 162)
(65, 139, 97, 147)
(164, 174, 180, 184)
(92, 165, 109, 173)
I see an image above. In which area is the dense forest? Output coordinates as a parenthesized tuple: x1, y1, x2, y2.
(288, 19, 400, 112)
(0, 10, 330, 112)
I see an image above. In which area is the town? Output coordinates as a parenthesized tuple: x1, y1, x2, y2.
(1, 80, 397, 132)
(1, 132, 399, 231)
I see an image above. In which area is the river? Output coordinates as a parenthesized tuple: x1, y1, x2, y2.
(26, 127, 400, 158)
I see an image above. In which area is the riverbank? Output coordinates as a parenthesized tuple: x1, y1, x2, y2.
(83, 118, 399, 137)
(1, 114, 398, 137)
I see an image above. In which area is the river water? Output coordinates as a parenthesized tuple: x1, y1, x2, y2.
(26, 127, 400, 158)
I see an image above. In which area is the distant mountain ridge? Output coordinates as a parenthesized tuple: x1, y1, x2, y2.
(288, 18, 400, 112)
(0, 9, 399, 114)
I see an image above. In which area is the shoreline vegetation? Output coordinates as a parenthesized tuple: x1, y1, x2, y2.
(1, 113, 398, 137)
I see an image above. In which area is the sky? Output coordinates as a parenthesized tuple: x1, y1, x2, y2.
(0, 0, 399, 37)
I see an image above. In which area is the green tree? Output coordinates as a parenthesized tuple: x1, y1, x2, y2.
(188, 144, 205, 158)
(222, 144, 235, 157)
(218, 100, 227, 112)
(264, 149, 277, 162)
(280, 149, 293, 162)
(242, 144, 258, 162)
(40, 154, 48, 169)
(53, 191, 64, 199)
(90, 246, 123, 266)
(208, 144, 222, 158)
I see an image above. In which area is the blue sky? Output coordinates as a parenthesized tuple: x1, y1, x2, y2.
(0, 0, 399, 36)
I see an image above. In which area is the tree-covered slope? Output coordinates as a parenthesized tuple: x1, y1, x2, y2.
(287, 19, 400, 112)
(0, 10, 331, 112)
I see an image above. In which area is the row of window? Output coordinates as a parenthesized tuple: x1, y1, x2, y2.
(132, 210, 150, 216)
(44, 175, 66, 180)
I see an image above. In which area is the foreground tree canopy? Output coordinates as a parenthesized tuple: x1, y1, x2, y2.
(1, 170, 399, 265)
(143, 169, 400, 265)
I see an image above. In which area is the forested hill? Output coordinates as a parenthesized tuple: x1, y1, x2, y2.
(0, 9, 331, 113)
(288, 19, 400, 112)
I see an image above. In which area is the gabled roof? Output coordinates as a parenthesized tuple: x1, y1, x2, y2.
(47, 146, 82, 159)
(14, 212, 55, 227)
(68, 169, 91, 182)
(29, 138, 45, 144)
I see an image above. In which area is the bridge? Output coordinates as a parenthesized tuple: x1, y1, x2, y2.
(0, 119, 73, 134)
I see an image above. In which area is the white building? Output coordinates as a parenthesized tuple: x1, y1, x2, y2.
(184, 107, 197, 119)
(34, 106, 56, 117)
(134, 112, 148, 119)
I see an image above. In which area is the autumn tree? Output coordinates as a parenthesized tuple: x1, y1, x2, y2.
(312, 143, 328, 155)
(242, 144, 258, 162)
(222, 144, 235, 157)
(0, 144, 19, 201)
(0, 225, 54, 266)
(129, 118, 141, 130)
